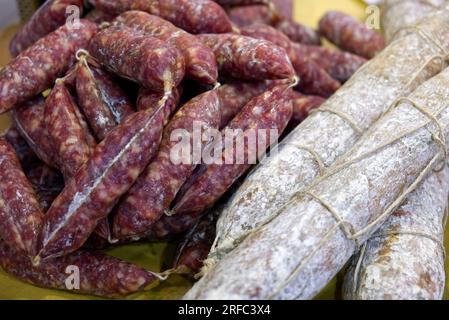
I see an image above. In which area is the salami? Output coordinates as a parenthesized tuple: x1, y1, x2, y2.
(186, 65, 449, 300)
(0, 20, 98, 114)
(198, 34, 295, 81)
(76, 57, 119, 141)
(274, 19, 321, 45)
(112, 89, 221, 239)
(136, 86, 181, 122)
(174, 207, 221, 277)
(0, 138, 44, 257)
(26, 164, 64, 212)
(114, 11, 218, 84)
(204, 10, 449, 274)
(36, 97, 168, 261)
(9, 0, 85, 56)
(382, 0, 446, 43)
(90, 0, 234, 34)
(45, 81, 94, 179)
(151, 84, 293, 239)
(88, 25, 185, 92)
(237, 24, 340, 97)
(289, 92, 326, 129)
(4, 126, 40, 172)
(319, 11, 386, 59)
(0, 241, 157, 297)
(343, 167, 449, 300)
(13, 97, 57, 168)
(294, 44, 367, 83)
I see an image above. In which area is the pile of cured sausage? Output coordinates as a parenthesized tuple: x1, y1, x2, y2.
(2, 0, 446, 300)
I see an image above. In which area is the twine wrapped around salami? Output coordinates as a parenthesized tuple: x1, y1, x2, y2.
(342, 166, 449, 300)
(382, 0, 447, 43)
(203, 8, 449, 269)
(185, 65, 449, 300)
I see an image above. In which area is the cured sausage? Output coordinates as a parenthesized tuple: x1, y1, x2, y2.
(174, 207, 221, 277)
(76, 57, 119, 141)
(319, 11, 386, 59)
(112, 89, 221, 239)
(3, 126, 40, 172)
(9, 0, 85, 56)
(13, 97, 57, 168)
(88, 25, 185, 92)
(36, 97, 168, 261)
(0, 20, 98, 114)
(171, 84, 292, 217)
(198, 33, 295, 81)
(0, 241, 158, 297)
(238, 23, 339, 97)
(136, 86, 181, 122)
(90, 0, 234, 34)
(26, 164, 64, 212)
(293, 44, 367, 83)
(114, 11, 218, 84)
(0, 138, 44, 257)
(44, 81, 94, 179)
(149, 84, 293, 238)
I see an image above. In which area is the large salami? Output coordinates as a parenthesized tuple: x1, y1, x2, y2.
(204, 10, 449, 274)
(343, 167, 449, 300)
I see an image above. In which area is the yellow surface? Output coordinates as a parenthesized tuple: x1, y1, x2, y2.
(0, 0, 446, 300)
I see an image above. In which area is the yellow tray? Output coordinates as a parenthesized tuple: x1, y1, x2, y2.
(0, 0, 447, 300)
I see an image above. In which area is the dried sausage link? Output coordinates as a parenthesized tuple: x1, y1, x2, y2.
(89, 25, 185, 92)
(9, 0, 85, 56)
(319, 11, 386, 59)
(198, 33, 295, 81)
(115, 11, 218, 84)
(90, 0, 234, 34)
(36, 97, 168, 261)
(76, 58, 119, 141)
(112, 89, 221, 239)
(13, 97, 58, 168)
(0, 20, 98, 114)
(0, 241, 157, 297)
(0, 138, 45, 257)
(44, 81, 94, 180)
